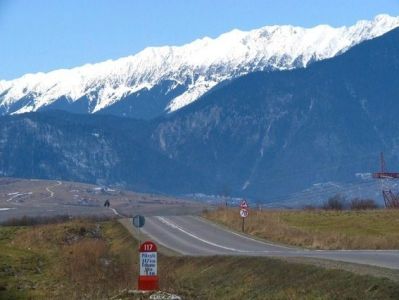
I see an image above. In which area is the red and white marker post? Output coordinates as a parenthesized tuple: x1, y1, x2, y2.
(138, 241, 159, 291)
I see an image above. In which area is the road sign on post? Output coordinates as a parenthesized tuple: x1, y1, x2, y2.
(239, 200, 249, 232)
(138, 241, 159, 291)
(240, 200, 248, 209)
(132, 215, 145, 228)
(240, 208, 248, 218)
(132, 215, 145, 245)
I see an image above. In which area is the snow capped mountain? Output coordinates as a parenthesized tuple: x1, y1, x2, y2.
(1, 14, 399, 118)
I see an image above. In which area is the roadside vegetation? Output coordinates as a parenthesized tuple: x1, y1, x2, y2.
(319, 195, 379, 210)
(203, 206, 399, 250)
(1, 216, 399, 299)
(0, 216, 135, 299)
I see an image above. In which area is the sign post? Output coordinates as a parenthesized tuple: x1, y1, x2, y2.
(132, 215, 145, 245)
(138, 241, 159, 291)
(239, 200, 249, 232)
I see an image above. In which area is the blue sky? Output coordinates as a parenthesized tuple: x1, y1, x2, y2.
(1, 0, 399, 80)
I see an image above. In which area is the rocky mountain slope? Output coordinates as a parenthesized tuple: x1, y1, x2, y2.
(1, 26, 399, 202)
(1, 15, 398, 119)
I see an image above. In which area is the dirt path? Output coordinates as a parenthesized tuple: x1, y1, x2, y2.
(44, 180, 62, 199)
(109, 207, 122, 216)
(6, 192, 33, 204)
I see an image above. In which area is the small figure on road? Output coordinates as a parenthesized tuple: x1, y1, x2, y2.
(104, 199, 110, 208)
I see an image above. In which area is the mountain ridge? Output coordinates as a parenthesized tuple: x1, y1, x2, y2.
(1, 25, 399, 202)
(1, 14, 399, 119)
(147, 26, 399, 199)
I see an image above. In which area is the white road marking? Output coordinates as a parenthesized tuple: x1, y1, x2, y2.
(156, 216, 255, 253)
(0, 208, 15, 211)
(195, 217, 398, 254)
(141, 222, 192, 256)
(153, 216, 399, 262)
(196, 216, 293, 250)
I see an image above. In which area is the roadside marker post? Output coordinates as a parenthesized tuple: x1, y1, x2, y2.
(239, 200, 249, 232)
(138, 241, 159, 291)
(132, 216, 158, 291)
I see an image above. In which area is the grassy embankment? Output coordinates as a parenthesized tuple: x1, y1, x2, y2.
(203, 208, 399, 249)
(1, 218, 399, 299)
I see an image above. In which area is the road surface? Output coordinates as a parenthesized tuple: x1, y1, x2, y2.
(139, 215, 399, 270)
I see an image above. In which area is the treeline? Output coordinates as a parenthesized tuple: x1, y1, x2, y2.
(305, 195, 379, 211)
(1, 214, 114, 226)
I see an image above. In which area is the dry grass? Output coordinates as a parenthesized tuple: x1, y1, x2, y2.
(1, 215, 113, 226)
(158, 256, 399, 300)
(203, 208, 399, 249)
(2, 218, 399, 299)
(0, 219, 137, 299)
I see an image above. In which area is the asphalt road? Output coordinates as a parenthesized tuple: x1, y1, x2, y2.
(141, 215, 399, 270)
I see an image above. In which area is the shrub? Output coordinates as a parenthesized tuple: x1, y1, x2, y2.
(61, 228, 136, 298)
(202, 207, 209, 214)
(303, 205, 317, 211)
(322, 194, 346, 210)
(1, 215, 70, 226)
(350, 198, 378, 210)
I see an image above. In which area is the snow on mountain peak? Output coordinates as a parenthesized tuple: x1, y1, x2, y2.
(1, 14, 399, 116)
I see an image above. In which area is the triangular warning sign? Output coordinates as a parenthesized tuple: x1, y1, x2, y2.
(240, 200, 248, 208)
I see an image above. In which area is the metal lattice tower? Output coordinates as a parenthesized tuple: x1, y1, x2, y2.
(372, 152, 399, 208)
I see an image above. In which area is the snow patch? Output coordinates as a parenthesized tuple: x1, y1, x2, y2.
(1, 14, 398, 116)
